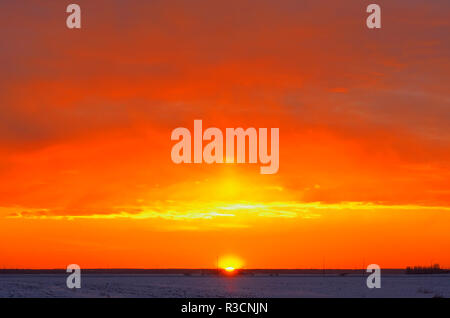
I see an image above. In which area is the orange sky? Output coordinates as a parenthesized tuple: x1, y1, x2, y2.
(0, 0, 449, 269)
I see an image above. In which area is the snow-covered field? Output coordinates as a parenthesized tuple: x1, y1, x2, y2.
(0, 274, 448, 298)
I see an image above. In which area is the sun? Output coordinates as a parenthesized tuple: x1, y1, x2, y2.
(218, 255, 243, 272)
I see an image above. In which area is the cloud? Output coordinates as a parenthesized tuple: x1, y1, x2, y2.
(0, 0, 449, 217)
(5, 201, 450, 222)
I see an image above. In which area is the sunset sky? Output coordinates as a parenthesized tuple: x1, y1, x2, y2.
(0, 0, 449, 269)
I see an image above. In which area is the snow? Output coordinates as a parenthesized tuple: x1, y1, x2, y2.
(0, 274, 448, 298)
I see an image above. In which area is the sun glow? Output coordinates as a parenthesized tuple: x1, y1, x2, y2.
(219, 255, 243, 271)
